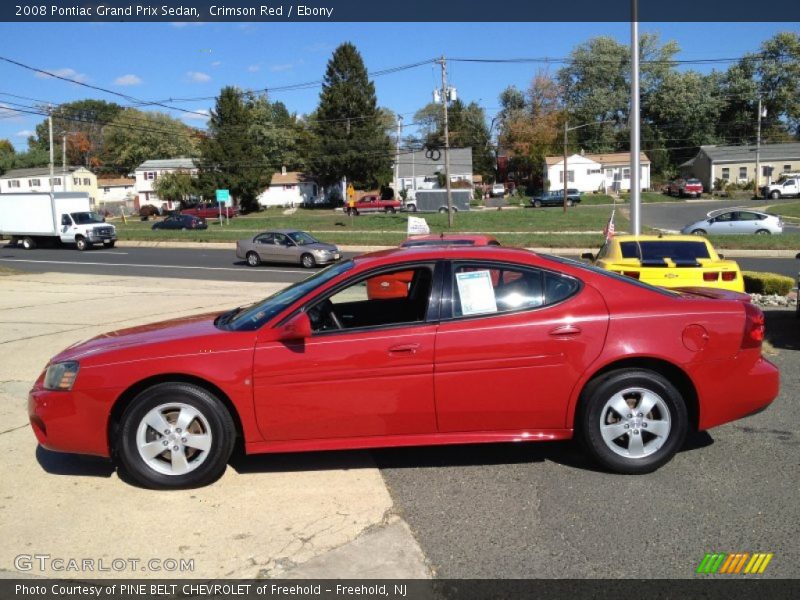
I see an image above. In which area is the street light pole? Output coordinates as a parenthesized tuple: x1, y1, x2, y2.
(630, 0, 641, 235)
(439, 56, 454, 227)
(755, 96, 763, 198)
(563, 119, 569, 213)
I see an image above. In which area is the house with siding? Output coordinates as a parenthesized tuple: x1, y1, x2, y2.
(134, 158, 198, 211)
(394, 148, 473, 196)
(543, 152, 650, 193)
(97, 178, 136, 204)
(679, 143, 800, 191)
(0, 166, 98, 204)
(256, 168, 319, 208)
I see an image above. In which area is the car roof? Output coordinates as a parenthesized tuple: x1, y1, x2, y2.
(401, 234, 499, 246)
(353, 245, 531, 269)
(258, 228, 303, 235)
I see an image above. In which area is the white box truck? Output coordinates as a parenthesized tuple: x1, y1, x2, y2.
(0, 192, 117, 250)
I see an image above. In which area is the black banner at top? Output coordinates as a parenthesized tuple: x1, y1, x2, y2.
(2, 0, 800, 22)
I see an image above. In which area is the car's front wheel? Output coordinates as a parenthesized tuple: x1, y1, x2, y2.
(533, 200, 542, 208)
(755, 229, 771, 235)
(75, 237, 90, 251)
(301, 253, 316, 268)
(116, 382, 236, 489)
(691, 229, 706, 235)
(579, 369, 687, 474)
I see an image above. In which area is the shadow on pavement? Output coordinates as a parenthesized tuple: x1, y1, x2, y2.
(764, 308, 800, 352)
(35, 446, 114, 478)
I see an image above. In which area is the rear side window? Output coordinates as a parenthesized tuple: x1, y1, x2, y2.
(619, 241, 710, 263)
(451, 263, 579, 318)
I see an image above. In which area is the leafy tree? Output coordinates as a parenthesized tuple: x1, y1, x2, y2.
(309, 42, 393, 188)
(103, 108, 199, 175)
(29, 99, 122, 168)
(0, 146, 49, 174)
(152, 171, 196, 204)
(199, 87, 286, 212)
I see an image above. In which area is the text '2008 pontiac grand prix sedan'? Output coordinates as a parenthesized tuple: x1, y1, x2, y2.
(28, 246, 779, 488)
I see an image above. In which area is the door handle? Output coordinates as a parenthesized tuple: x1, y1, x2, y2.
(388, 343, 420, 355)
(548, 325, 582, 337)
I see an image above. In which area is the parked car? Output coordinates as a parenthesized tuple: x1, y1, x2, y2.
(665, 178, 703, 198)
(582, 234, 744, 292)
(181, 203, 238, 219)
(151, 214, 207, 230)
(530, 189, 582, 208)
(681, 210, 783, 236)
(236, 229, 340, 268)
(761, 173, 800, 199)
(400, 234, 501, 248)
(490, 183, 506, 198)
(345, 195, 401, 215)
(28, 246, 778, 488)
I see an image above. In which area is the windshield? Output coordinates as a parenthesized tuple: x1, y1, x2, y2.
(220, 260, 354, 331)
(70, 212, 104, 224)
(619, 240, 711, 262)
(288, 231, 320, 245)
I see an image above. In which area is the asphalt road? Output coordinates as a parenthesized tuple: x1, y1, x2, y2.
(643, 197, 800, 234)
(1, 244, 799, 280)
(376, 309, 800, 578)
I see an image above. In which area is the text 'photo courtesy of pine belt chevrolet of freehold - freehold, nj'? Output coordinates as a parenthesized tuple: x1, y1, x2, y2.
(0, 1, 798, 599)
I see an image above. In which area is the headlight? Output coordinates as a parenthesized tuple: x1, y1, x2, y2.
(43, 361, 80, 391)
(312, 249, 329, 255)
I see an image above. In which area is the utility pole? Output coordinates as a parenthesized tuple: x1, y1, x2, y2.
(48, 105, 57, 233)
(563, 119, 569, 213)
(630, 0, 641, 235)
(755, 96, 763, 198)
(395, 115, 403, 197)
(439, 56, 454, 227)
(62, 132, 67, 176)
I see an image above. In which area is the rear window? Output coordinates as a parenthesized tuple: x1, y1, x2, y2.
(619, 241, 710, 264)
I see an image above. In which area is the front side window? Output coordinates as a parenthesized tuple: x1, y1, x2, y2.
(450, 263, 579, 318)
(307, 265, 434, 333)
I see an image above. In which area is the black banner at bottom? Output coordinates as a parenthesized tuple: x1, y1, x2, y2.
(3, 579, 799, 600)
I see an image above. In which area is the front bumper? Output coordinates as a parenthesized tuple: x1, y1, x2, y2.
(86, 232, 117, 242)
(313, 252, 340, 265)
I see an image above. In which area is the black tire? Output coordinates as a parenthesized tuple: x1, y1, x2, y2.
(770, 190, 780, 199)
(755, 229, 770, 235)
(103, 240, 116, 248)
(578, 369, 688, 474)
(385, 207, 396, 214)
(533, 200, 542, 208)
(566, 199, 574, 207)
(246, 251, 261, 267)
(301, 253, 316, 269)
(406, 204, 417, 213)
(75, 237, 90, 251)
(438, 207, 448, 214)
(116, 382, 236, 489)
(691, 229, 706, 236)
(21, 236, 36, 250)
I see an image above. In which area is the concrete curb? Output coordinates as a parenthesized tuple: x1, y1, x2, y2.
(115, 240, 799, 259)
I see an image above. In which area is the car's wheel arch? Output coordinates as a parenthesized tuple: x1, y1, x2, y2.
(108, 373, 246, 457)
(569, 356, 699, 433)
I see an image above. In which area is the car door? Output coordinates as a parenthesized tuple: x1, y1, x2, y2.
(733, 211, 760, 234)
(433, 261, 609, 432)
(709, 212, 734, 233)
(251, 232, 274, 261)
(252, 263, 441, 441)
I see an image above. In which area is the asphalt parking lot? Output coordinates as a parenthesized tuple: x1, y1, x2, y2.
(0, 270, 797, 580)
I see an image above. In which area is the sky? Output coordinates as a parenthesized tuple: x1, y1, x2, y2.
(0, 21, 796, 151)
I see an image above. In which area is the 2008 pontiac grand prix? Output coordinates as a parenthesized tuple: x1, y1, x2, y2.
(28, 246, 778, 488)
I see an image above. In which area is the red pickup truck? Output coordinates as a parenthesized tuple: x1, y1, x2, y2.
(665, 178, 703, 198)
(181, 203, 238, 219)
(345, 195, 401, 215)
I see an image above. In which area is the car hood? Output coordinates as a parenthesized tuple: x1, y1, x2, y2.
(50, 311, 227, 364)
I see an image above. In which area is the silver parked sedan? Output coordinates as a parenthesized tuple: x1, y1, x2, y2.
(680, 210, 783, 236)
(236, 229, 341, 268)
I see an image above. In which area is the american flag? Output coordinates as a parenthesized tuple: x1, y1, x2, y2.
(603, 210, 616, 240)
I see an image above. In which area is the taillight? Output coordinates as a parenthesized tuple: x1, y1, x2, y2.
(622, 271, 640, 279)
(703, 272, 720, 281)
(721, 272, 737, 281)
(742, 303, 765, 349)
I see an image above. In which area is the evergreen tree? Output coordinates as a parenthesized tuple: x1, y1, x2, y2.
(309, 43, 392, 189)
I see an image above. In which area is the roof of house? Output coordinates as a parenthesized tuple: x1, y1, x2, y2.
(0, 166, 91, 179)
(396, 148, 473, 179)
(97, 178, 135, 187)
(135, 158, 197, 171)
(698, 143, 800, 163)
(269, 171, 314, 185)
(545, 152, 650, 167)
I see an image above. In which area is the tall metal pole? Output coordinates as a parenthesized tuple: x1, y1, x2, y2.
(48, 106, 58, 232)
(440, 56, 454, 227)
(563, 120, 569, 213)
(395, 115, 402, 196)
(630, 0, 641, 236)
(62, 132, 67, 175)
(755, 97, 762, 198)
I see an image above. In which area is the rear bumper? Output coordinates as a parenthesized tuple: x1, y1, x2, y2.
(691, 355, 779, 431)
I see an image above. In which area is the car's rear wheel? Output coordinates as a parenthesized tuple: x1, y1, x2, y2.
(770, 190, 781, 199)
(755, 229, 770, 235)
(21, 236, 36, 250)
(117, 382, 235, 489)
(533, 200, 542, 208)
(246, 251, 261, 267)
(566, 199, 574, 207)
(301, 253, 316, 268)
(691, 229, 706, 236)
(384, 207, 396, 214)
(406, 204, 417, 212)
(579, 369, 687, 474)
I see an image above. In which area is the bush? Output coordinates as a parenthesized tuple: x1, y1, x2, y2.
(743, 271, 794, 296)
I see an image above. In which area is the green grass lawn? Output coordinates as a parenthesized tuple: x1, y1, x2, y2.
(767, 201, 800, 219)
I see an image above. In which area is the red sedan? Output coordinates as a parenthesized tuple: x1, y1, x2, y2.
(181, 203, 238, 219)
(28, 247, 778, 488)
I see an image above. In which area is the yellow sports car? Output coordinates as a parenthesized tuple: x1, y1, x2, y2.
(582, 235, 744, 292)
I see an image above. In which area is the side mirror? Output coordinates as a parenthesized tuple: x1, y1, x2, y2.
(580, 252, 595, 261)
(277, 312, 312, 341)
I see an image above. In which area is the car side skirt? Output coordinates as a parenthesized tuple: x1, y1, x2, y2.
(245, 429, 574, 455)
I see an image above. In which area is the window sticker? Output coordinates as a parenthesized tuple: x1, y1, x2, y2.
(456, 270, 498, 315)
